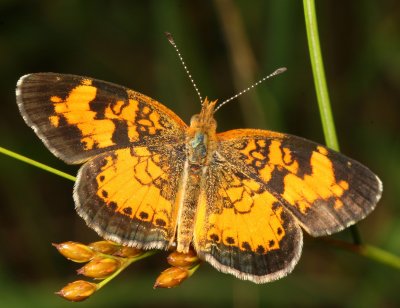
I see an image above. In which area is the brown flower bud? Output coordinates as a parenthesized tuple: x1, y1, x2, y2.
(53, 242, 94, 263)
(114, 246, 142, 258)
(167, 250, 199, 268)
(77, 257, 120, 279)
(89, 241, 119, 255)
(56, 280, 97, 302)
(154, 267, 189, 289)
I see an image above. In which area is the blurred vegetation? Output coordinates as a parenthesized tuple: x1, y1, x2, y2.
(0, 0, 399, 307)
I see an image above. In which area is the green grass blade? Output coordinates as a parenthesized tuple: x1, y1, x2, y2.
(324, 238, 400, 270)
(303, 0, 339, 151)
(361, 245, 400, 270)
(302, 0, 362, 244)
(0, 146, 76, 182)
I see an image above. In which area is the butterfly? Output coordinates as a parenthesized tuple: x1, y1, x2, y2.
(16, 72, 382, 283)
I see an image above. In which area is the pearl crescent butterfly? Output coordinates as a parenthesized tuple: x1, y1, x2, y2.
(16, 73, 382, 283)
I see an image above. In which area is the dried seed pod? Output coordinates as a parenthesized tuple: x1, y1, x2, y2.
(114, 246, 142, 258)
(53, 242, 94, 263)
(78, 257, 120, 279)
(56, 280, 97, 302)
(89, 241, 120, 255)
(154, 267, 189, 289)
(167, 250, 199, 268)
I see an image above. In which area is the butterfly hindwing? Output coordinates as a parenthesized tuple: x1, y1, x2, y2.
(74, 143, 186, 249)
(217, 129, 382, 236)
(16, 73, 187, 164)
(193, 157, 303, 283)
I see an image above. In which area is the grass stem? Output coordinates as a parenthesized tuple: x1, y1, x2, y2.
(0, 146, 75, 182)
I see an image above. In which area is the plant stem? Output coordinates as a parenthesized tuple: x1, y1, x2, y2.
(324, 238, 400, 270)
(361, 245, 400, 270)
(188, 263, 201, 277)
(97, 251, 158, 290)
(303, 0, 339, 150)
(0, 146, 76, 182)
(302, 0, 362, 244)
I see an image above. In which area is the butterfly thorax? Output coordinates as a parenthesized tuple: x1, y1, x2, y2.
(186, 98, 218, 167)
(174, 98, 218, 252)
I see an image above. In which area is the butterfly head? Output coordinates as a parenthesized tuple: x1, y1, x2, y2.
(189, 98, 218, 134)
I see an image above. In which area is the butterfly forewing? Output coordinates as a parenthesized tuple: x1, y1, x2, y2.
(16, 73, 187, 164)
(217, 129, 382, 236)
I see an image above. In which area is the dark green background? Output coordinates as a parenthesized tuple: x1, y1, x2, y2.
(0, 1, 399, 307)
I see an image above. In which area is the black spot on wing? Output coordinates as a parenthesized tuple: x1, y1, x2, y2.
(256, 245, 265, 254)
(226, 237, 235, 245)
(139, 211, 149, 219)
(123, 207, 132, 215)
(155, 219, 167, 227)
(242, 241, 251, 251)
(210, 233, 220, 242)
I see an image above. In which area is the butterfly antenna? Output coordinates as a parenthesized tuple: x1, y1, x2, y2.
(214, 67, 287, 113)
(165, 32, 203, 105)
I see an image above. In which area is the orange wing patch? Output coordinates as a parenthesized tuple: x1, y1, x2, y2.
(232, 137, 349, 212)
(282, 146, 349, 213)
(74, 144, 186, 249)
(48, 82, 120, 150)
(95, 148, 171, 225)
(47, 83, 170, 151)
(199, 184, 286, 253)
